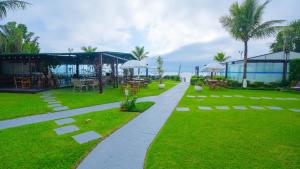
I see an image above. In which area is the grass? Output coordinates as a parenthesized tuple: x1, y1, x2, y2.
(53, 80, 178, 109)
(145, 87, 300, 169)
(0, 80, 178, 120)
(0, 93, 51, 120)
(0, 102, 154, 169)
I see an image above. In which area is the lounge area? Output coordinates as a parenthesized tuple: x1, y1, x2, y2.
(0, 52, 134, 93)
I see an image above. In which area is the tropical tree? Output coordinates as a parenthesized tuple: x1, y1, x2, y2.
(81, 46, 97, 52)
(213, 52, 231, 63)
(0, 0, 30, 19)
(131, 46, 149, 75)
(220, 0, 284, 87)
(271, 20, 300, 53)
(156, 56, 164, 84)
(0, 21, 40, 53)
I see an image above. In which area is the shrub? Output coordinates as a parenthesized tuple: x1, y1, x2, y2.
(163, 75, 180, 81)
(190, 75, 205, 86)
(213, 75, 226, 81)
(250, 81, 265, 88)
(120, 96, 137, 112)
(227, 80, 241, 87)
(289, 59, 300, 82)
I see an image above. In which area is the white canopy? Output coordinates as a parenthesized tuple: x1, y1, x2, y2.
(201, 63, 225, 72)
(120, 60, 147, 69)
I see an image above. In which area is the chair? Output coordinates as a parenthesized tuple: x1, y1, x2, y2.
(89, 80, 99, 90)
(21, 78, 31, 89)
(291, 81, 300, 91)
(14, 77, 22, 88)
(73, 79, 88, 92)
(130, 83, 139, 95)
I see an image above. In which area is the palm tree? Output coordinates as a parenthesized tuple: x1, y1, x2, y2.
(220, 0, 284, 87)
(0, 0, 30, 19)
(131, 46, 149, 75)
(213, 52, 230, 63)
(81, 46, 97, 52)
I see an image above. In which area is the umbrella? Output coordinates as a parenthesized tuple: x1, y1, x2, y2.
(120, 60, 147, 69)
(201, 63, 224, 72)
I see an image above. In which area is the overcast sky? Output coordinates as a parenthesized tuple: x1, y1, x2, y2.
(2, 0, 300, 72)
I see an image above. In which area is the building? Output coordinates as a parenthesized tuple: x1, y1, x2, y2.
(225, 51, 300, 83)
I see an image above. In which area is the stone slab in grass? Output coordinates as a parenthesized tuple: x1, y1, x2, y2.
(53, 106, 69, 111)
(55, 118, 75, 125)
(187, 95, 196, 98)
(262, 97, 272, 100)
(72, 131, 102, 144)
(176, 107, 190, 111)
(250, 97, 261, 100)
(44, 99, 56, 102)
(289, 109, 300, 113)
(48, 103, 62, 108)
(234, 95, 245, 98)
(210, 95, 220, 98)
(250, 106, 265, 110)
(223, 95, 232, 98)
(233, 106, 248, 110)
(275, 98, 286, 100)
(198, 106, 212, 110)
(216, 106, 229, 110)
(197, 99, 204, 101)
(287, 98, 299, 100)
(54, 125, 79, 135)
(198, 95, 207, 98)
(267, 106, 283, 110)
(48, 101, 60, 104)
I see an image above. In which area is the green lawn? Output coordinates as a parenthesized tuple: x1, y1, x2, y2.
(0, 93, 51, 120)
(0, 80, 178, 120)
(0, 102, 154, 169)
(53, 80, 178, 109)
(145, 87, 300, 169)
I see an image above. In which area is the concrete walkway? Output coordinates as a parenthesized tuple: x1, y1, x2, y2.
(0, 96, 157, 130)
(77, 82, 189, 169)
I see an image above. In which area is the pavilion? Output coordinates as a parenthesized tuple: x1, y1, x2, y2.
(0, 51, 135, 93)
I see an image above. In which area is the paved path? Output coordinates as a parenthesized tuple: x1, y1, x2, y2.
(0, 96, 157, 130)
(77, 82, 189, 169)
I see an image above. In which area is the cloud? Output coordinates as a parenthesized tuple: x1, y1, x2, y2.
(2, 0, 300, 72)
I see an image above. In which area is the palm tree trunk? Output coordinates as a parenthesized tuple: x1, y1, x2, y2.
(242, 40, 248, 88)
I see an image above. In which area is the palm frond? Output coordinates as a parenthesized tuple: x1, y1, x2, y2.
(0, 0, 30, 19)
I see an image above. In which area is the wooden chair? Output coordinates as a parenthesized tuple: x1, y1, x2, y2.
(130, 83, 139, 95)
(21, 78, 31, 89)
(14, 77, 22, 88)
(73, 79, 88, 92)
(89, 80, 99, 90)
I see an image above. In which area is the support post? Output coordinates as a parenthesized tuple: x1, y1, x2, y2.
(98, 54, 103, 93)
(282, 52, 288, 81)
(110, 60, 115, 87)
(116, 59, 119, 88)
(225, 62, 228, 79)
(75, 59, 79, 78)
(29, 57, 32, 77)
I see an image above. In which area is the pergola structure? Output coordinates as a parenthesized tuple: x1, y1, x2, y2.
(0, 51, 135, 93)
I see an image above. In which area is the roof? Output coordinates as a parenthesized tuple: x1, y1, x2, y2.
(227, 51, 300, 64)
(0, 51, 136, 64)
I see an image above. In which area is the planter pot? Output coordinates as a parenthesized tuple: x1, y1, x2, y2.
(158, 83, 165, 89)
(194, 85, 203, 91)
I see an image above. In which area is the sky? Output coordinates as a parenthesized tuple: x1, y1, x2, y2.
(2, 0, 300, 72)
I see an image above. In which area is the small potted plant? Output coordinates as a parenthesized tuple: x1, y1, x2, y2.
(156, 56, 165, 89)
(194, 80, 203, 91)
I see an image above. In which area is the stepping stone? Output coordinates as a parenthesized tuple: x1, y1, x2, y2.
(48, 101, 60, 104)
(216, 106, 229, 110)
(54, 125, 79, 135)
(198, 95, 207, 98)
(176, 107, 190, 111)
(53, 106, 69, 111)
(55, 118, 75, 125)
(72, 131, 102, 144)
(267, 106, 283, 110)
(262, 97, 272, 100)
(289, 109, 300, 113)
(210, 95, 220, 98)
(44, 99, 56, 102)
(233, 106, 248, 110)
(275, 98, 286, 100)
(234, 95, 245, 98)
(287, 98, 298, 100)
(197, 99, 204, 101)
(187, 95, 196, 98)
(250, 106, 265, 110)
(250, 97, 261, 100)
(198, 106, 212, 110)
(48, 103, 62, 108)
(223, 95, 232, 98)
